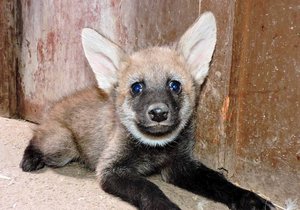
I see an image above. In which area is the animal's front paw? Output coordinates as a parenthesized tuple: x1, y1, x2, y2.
(231, 191, 275, 210)
(20, 144, 45, 172)
(141, 199, 181, 210)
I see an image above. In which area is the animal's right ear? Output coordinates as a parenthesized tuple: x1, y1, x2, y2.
(81, 28, 127, 92)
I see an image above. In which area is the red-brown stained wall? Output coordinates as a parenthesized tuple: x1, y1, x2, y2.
(227, 0, 300, 202)
(18, 0, 199, 122)
(195, 0, 236, 171)
(231, 0, 300, 172)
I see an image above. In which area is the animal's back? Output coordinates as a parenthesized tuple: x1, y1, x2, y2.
(35, 87, 117, 170)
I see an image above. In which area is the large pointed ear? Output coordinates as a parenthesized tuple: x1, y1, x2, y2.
(81, 28, 127, 92)
(177, 12, 217, 86)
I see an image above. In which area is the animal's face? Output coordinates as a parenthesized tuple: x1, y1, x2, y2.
(82, 12, 217, 146)
(115, 48, 196, 145)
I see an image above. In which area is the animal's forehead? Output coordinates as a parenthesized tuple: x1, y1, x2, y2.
(120, 47, 190, 84)
(130, 47, 184, 68)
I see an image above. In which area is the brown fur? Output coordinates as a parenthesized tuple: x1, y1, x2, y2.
(31, 87, 114, 169)
(30, 47, 195, 172)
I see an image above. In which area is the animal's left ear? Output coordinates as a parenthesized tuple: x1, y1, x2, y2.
(177, 12, 217, 86)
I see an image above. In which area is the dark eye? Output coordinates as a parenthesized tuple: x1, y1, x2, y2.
(131, 82, 144, 95)
(168, 80, 182, 94)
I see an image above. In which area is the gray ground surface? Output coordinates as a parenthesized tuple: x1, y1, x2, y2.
(1, 117, 299, 210)
(0, 117, 227, 210)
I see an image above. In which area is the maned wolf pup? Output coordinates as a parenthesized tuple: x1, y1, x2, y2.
(20, 12, 274, 210)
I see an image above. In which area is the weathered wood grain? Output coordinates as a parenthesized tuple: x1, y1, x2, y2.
(230, 0, 300, 174)
(195, 0, 236, 171)
(0, 0, 20, 117)
(225, 0, 300, 203)
(18, 0, 199, 122)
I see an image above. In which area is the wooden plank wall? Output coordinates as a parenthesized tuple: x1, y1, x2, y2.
(18, 0, 199, 122)
(197, 0, 299, 203)
(196, 0, 236, 172)
(228, 0, 299, 202)
(231, 0, 299, 174)
(0, 0, 21, 117)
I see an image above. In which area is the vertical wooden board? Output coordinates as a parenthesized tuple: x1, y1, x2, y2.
(0, 0, 19, 117)
(19, 0, 199, 122)
(19, 0, 107, 121)
(118, 0, 199, 53)
(195, 0, 236, 171)
(233, 0, 300, 174)
(230, 0, 300, 203)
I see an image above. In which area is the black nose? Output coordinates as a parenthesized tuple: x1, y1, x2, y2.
(147, 103, 169, 122)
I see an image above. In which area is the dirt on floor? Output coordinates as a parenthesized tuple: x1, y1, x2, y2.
(0, 117, 299, 210)
(0, 117, 227, 210)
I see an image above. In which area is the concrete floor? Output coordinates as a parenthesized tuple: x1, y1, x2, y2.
(0, 117, 227, 210)
(1, 117, 299, 210)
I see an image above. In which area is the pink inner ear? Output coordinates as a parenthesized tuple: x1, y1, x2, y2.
(89, 52, 117, 74)
(187, 38, 213, 68)
(191, 54, 204, 68)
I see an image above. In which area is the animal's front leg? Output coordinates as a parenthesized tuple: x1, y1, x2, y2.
(99, 167, 180, 210)
(161, 158, 275, 210)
